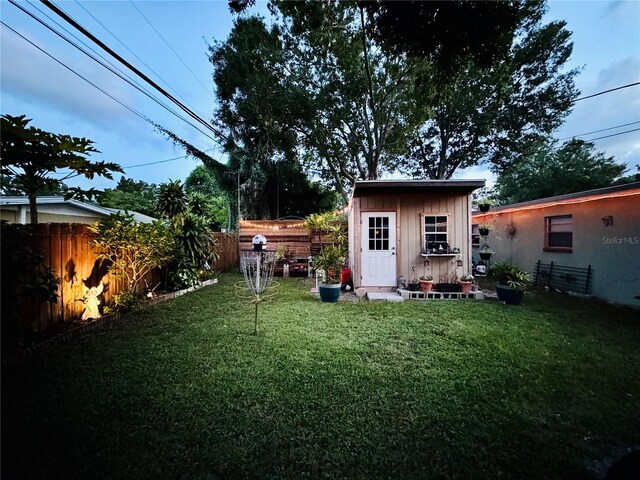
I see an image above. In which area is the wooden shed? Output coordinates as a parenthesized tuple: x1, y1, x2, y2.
(348, 180, 485, 290)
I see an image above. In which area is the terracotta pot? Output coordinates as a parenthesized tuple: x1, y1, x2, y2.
(479, 204, 491, 212)
(458, 281, 473, 294)
(419, 280, 433, 292)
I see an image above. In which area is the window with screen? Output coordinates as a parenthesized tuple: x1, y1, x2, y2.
(423, 215, 448, 251)
(545, 215, 573, 251)
(368, 216, 390, 251)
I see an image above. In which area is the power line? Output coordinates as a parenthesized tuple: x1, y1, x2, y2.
(559, 120, 640, 141)
(572, 82, 640, 103)
(1, 21, 149, 123)
(9, 0, 218, 143)
(39, 0, 226, 143)
(74, 0, 204, 116)
(125, 148, 216, 169)
(128, 0, 214, 99)
(584, 127, 640, 142)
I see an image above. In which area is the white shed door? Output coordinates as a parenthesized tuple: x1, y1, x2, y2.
(361, 212, 396, 287)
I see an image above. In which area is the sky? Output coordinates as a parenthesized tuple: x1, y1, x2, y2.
(1, 0, 639, 193)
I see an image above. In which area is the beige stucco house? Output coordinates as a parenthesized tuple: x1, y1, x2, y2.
(472, 182, 640, 307)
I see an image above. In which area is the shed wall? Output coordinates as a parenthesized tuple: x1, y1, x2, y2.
(351, 192, 472, 288)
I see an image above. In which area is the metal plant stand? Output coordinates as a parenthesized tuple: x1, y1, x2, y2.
(237, 250, 278, 335)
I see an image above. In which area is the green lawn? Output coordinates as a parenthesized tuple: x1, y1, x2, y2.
(2, 274, 639, 479)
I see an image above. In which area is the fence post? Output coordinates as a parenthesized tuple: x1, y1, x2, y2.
(534, 260, 541, 285)
(547, 261, 554, 288)
(585, 264, 592, 294)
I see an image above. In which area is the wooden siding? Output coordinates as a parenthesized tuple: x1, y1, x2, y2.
(350, 193, 472, 288)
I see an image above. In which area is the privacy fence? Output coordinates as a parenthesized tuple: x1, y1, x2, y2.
(1, 223, 239, 336)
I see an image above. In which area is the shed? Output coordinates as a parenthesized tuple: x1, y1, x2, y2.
(348, 179, 485, 290)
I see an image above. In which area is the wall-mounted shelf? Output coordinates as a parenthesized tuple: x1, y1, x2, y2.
(420, 253, 457, 257)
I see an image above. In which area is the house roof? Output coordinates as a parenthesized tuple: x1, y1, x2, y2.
(474, 181, 640, 215)
(352, 179, 486, 197)
(0, 196, 157, 223)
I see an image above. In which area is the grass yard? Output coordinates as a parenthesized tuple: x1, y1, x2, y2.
(2, 274, 639, 479)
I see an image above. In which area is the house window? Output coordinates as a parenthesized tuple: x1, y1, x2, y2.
(423, 214, 448, 251)
(545, 215, 573, 252)
(368, 216, 390, 251)
(471, 224, 480, 247)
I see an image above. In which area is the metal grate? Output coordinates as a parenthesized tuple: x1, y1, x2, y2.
(534, 261, 592, 295)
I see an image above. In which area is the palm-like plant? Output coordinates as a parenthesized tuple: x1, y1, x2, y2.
(156, 180, 188, 222)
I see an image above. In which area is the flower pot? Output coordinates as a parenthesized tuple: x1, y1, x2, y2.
(479, 252, 493, 260)
(408, 282, 420, 292)
(319, 283, 341, 302)
(340, 268, 351, 284)
(495, 284, 525, 305)
(479, 228, 490, 237)
(458, 281, 473, 293)
(479, 204, 491, 213)
(419, 280, 433, 292)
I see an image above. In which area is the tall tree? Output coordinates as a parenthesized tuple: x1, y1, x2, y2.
(97, 177, 158, 217)
(0, 114, 122, 224)
(397, 0, 579, 179)
(494, 139, 627, 203)
(211, 2, 417, 203)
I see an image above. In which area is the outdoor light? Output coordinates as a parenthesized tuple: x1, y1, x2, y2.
(456, 259, 464, 267)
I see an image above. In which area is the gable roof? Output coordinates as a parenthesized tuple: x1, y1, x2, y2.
(0, 196, 157, 223)
(352, 179, 486, 196)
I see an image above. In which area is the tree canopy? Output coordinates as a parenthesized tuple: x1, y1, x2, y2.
(1, 114, 122, 224)
(494, 139, 627, 203)
(212, 0, 579, 195)
(97, 177, 158, 217)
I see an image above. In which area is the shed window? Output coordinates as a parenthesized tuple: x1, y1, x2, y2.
(471, 224, 480, 247)
(368, 216, 390, 251)
(545, 215, 572, 252)
(423, 215, 448, 251)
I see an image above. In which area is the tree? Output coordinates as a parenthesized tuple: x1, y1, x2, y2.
(0, 114, 122, 224)
(185, 165, 228, 229)
(89, 212, 175, 293)
(97, 177, 158, 217)
(494, 139, 627, 204)
(211, 3, 417, 203)
(397, 0, 579, 179)
(156, 179, 188, 222)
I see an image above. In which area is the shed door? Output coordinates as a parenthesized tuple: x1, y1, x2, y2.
(361, 212, 396, 287)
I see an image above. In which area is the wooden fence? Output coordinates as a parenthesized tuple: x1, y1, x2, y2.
(1, 224, 239, 334)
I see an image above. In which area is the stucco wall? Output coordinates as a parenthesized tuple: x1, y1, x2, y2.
(473, 193, 640, 306)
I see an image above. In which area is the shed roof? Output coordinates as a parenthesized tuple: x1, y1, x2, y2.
(352, 179, 486, 196)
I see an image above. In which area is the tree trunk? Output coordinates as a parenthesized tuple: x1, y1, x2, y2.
(28, 193, 38, 225)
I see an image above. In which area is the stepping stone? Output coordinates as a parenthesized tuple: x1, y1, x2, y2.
(366, 292, 404, 302)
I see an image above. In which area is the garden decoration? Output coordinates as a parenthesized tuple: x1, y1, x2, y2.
(81, 282, 103, 320)
(237, 250, 278, 334)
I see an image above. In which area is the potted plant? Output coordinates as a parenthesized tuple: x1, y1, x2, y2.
(478, 223, 494, 237)
(458, 274, 474, 293)
(313, 244, 345, 302)
(418, 275, 433, 292)
(479, 245, 493, 260)
(491, 262, 532, 305)
(307, 211, 348, 302)
(477, 198, 494, 213)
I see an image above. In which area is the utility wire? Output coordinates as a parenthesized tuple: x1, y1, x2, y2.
(125, 148, 216, 169)
(128, 0, 214, 99)
(9, 0, 218, 143)
(1, 21, 149, 123)
(583, 127, 640, 142)
(74, 0, 204, 116)
(559, 120, 640, 141)
(39, 0, 226, 143)
(572, 82, 640, 103)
